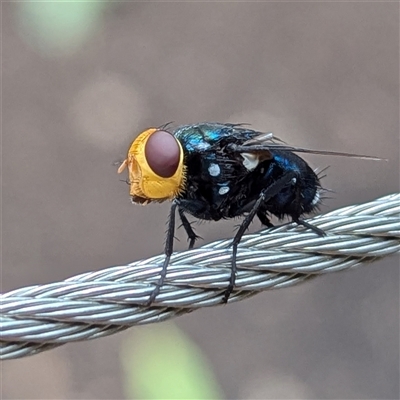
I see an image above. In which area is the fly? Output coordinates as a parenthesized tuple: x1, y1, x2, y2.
(118, 122, 380, 305)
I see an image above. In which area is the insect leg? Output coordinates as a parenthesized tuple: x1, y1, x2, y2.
(146, 201, 178, 306)
(291, 186, 326, 236)
(223, 170, 297, 303)
(178, 208, 201, 249)
(256, 211, 274, 228)
(293, 217, 325, 236)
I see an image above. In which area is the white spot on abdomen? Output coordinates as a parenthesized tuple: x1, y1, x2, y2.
(208, 163, 220, 177)
(311, 190, 320, 206)
(219, 186, 229, 195)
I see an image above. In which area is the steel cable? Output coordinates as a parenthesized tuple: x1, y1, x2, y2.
(1, 193, 399, 360)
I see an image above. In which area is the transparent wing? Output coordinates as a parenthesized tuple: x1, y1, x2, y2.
(236, 132, 383, 161)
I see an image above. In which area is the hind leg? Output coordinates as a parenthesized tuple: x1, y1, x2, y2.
(293, 217, 325, 236)
(291, 187, 325, 236)
(223, 170, 297, 303)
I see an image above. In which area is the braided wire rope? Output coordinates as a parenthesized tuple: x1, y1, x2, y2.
(1, 193, 399, 360)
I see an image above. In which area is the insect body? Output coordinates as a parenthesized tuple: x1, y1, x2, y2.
(118, 122, 373, 304)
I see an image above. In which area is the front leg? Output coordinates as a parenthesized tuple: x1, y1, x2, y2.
(178, 208, 202, 249)
(146, 201, 178, 306)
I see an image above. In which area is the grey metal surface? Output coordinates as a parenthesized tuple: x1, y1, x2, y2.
(1, 193, 399, 360)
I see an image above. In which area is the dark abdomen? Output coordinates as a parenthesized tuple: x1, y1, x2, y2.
(253, 151, 320, 219)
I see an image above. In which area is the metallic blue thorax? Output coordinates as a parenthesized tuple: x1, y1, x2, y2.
(172, 123, 258, 153)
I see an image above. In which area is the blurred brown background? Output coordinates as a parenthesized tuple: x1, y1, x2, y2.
(2, 2, 399, 399)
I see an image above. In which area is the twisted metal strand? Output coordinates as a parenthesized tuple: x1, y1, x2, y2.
(1, 193, 399, 360)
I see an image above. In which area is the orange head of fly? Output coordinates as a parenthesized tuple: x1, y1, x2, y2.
(118, 128, 186, 204)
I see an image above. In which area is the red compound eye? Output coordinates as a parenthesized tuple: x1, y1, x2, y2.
(145, 130, 180, 178)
